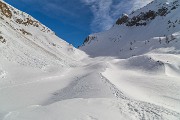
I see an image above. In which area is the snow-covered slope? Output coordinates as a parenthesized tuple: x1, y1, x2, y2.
(81, 0, 180, 58)
(0, 0, 86, 86)
(0, 0, 85, 68)
(1, 0, 180, 120)
(79, 0, 180, 117)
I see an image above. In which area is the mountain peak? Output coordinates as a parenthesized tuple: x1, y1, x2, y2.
(116, 0, 179, 27)
(80, 0, 180, 58)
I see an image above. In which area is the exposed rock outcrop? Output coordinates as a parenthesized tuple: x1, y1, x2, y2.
(0, 1, 12, 18)
(115, 0, 179, 27)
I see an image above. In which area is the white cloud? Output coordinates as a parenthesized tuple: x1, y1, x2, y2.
(81, 0, 113, 32)
(81, 0, 153, 32)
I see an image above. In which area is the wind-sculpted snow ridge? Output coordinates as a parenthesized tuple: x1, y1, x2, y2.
(1, 57, 180, 120)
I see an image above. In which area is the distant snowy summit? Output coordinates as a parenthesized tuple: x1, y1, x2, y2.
(80, 0, 180, 58)
(116, 0, 179, 27)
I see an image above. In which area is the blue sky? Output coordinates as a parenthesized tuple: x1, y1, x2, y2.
(4, 0, 152, 47)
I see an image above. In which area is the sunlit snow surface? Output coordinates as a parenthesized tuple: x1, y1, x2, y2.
(0, 0, 180, 120)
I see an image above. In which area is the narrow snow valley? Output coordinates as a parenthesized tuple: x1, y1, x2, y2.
(0, 0, 180, 120)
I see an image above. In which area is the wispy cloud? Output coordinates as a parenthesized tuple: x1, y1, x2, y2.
(19, 0, 78, 17)
(43, 2, 79, 17)
(81, 0, 113, 32)
(81, 0, 153, 32)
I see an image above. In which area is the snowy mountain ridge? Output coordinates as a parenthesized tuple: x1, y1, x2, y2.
(81, 0, 180, 58)
(0, 0, 85, 69)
